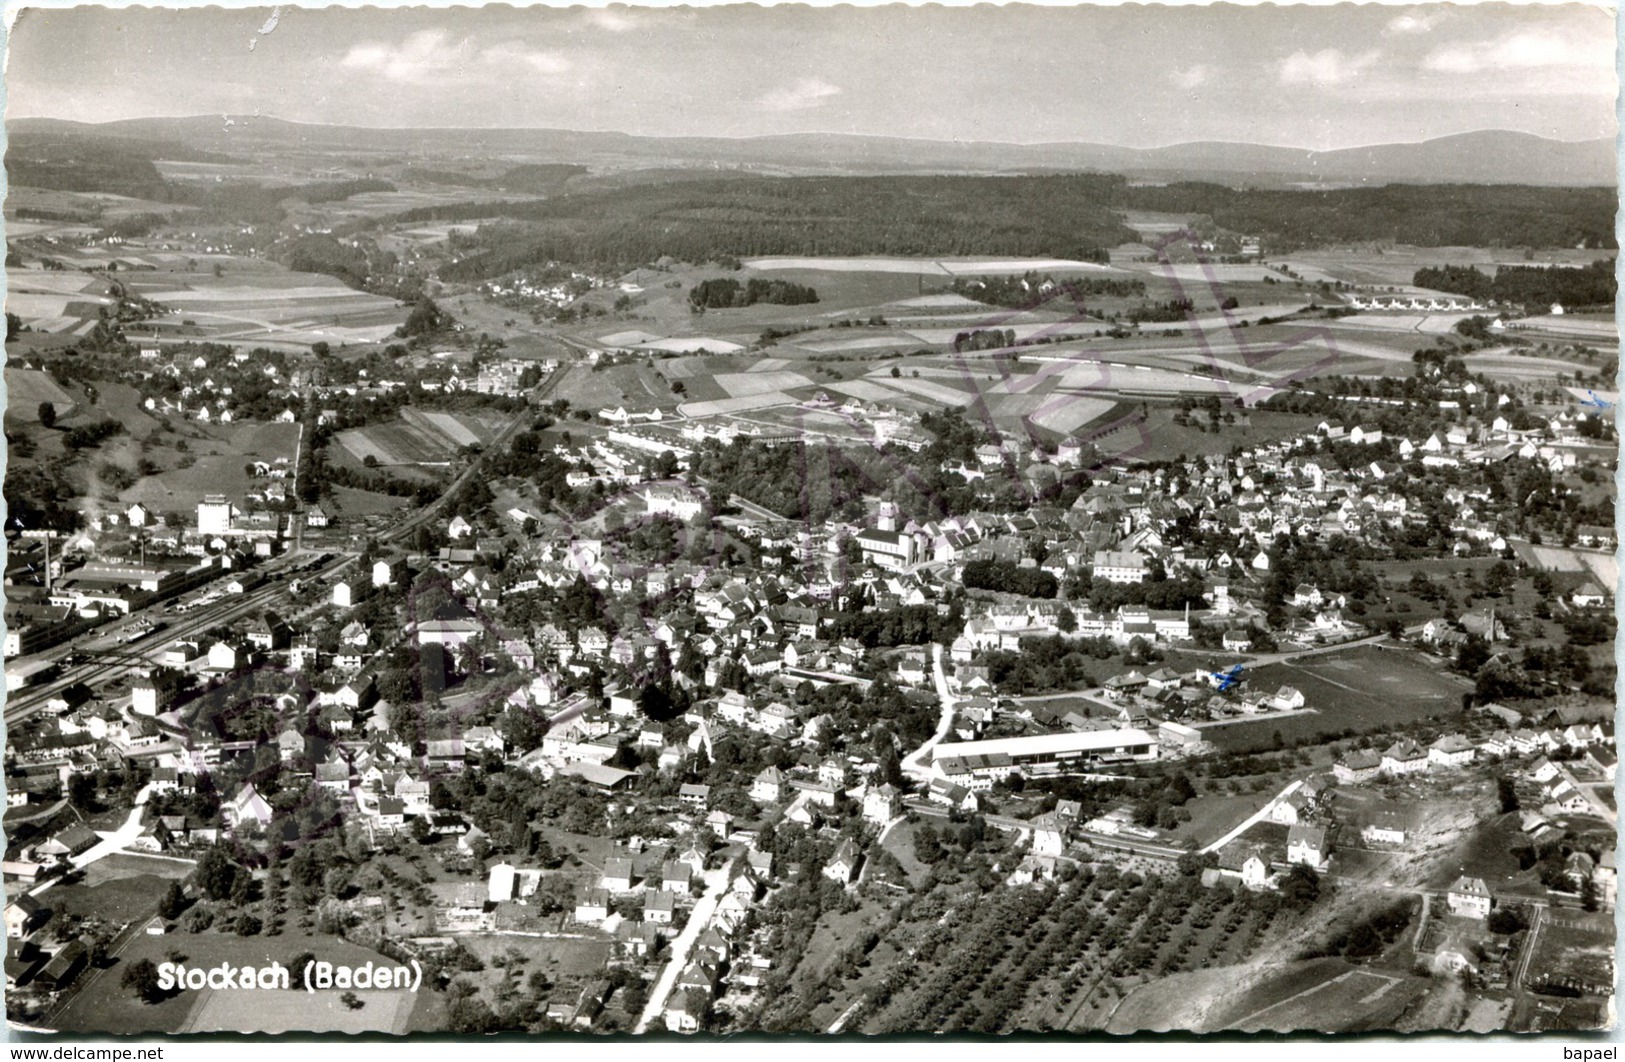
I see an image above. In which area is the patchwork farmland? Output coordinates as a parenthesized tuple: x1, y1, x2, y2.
(333, 408, 510, 469)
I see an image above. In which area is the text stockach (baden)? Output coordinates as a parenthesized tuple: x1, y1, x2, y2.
(156, 960, 422, 992)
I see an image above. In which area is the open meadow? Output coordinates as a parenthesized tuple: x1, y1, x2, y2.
(1285, 246, 1611, 289)
(49, 928, 412, 1035)
(5, 366, 80, 419)
(1204, 645, 1470, 752)
(118, 420, 302, 512)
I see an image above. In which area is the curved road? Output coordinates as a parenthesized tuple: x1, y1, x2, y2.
(901, 643, 955, 781)
(633, 865, 730, 1034)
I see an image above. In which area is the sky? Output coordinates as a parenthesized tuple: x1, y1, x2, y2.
(4, 2, 1618, 149)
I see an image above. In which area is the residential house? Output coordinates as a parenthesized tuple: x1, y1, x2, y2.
(1380, 739, 1429, 776)
(574, 889, 610, 924)
(1286, 824, 1328, 868)
(1333, 750, 1382, 784)
(751, 767, 785, 804)
(1428, 734, 1476, 769)
(823, 838, 862, 885)
(862, 783, 901, 825)
(601, 858, 636, 893)
(5, 895, 44, 940)
(1446, 876, 1493, 919)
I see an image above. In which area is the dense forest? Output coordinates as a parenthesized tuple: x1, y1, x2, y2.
(397, 163, 588, 195)
(424, 175, 1134, 279)
(5, 131, 234, 200)
(1413, 259, 1616, 310)
(277, 234, 398, 292)
(10, 129, 1615, 273)
(688, 277, 819, 310)
(423, 177, 1615, 278)
(1119, 182, 1616, 253)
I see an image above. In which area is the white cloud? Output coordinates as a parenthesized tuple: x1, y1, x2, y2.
(1278, 48, 1380, 87)
(341, 31, 571, 84)
(341, 29, 468, 82)
(1385, 12, 1442, 36)
(1423, 30, 1610, 75)
(758, 77, 841, 112)
(1170, 65, 1209, 90)
(482, 42, 571, 76)
(586, 9, 637, 34)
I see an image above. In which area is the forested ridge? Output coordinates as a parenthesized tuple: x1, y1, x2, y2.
(10, 129, 1615, 275)
(1121, 182, 1615, 253)
(430, 174, 1135, 279)
(426, 176, 1616, 279)
(1413, 259, 1615, 309)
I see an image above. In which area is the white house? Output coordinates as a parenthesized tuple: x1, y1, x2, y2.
(1286, 824, 1328, 868)
(1446, 876, 1492, 919)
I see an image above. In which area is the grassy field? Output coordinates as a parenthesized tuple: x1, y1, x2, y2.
(551, 362, 683, 413)
(43, 854, 193, 922)
(329, 485, 415, 517)
(743, 256, 1123, 276)
(181, 972, 415, 1034)
(120, 421, 302, 512)
(5, 366, 80, 419)
(52, 928, 409, 1035)
(1427, 813, 1555, 900)
(1208, 958, 1429, 1032)
(1205, 645, 1470, 752)
(461, 934, 610, 977)
(1284, 246, 1609, 288)
(711, 368, 815, 398)
(5, 269, 116, 332)
(1103, 964, 1257, 1032)
(1162, 791, 1267, 848)
(543, 256, 1441, 448)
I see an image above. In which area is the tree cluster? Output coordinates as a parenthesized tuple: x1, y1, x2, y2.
(688, 277, 819, 310)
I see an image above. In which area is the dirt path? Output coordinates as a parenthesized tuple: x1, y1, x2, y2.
(1200, 778, 1302, 854)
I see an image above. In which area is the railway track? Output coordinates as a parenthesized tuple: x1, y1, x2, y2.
(4, 365, 567, 732)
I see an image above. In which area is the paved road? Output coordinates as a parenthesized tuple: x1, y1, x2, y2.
(901, 643, 955, 781)
(634, 865, 730, 1033)
(1013, 689, 1120, 705)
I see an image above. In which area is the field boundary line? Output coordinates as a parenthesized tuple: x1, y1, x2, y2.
(1230, 969, 1355, 1029)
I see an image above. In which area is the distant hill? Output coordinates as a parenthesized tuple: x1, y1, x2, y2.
(8, 117, 1615, 187)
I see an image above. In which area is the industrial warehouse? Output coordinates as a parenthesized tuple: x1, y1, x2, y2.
(932, 727, 1160, 786)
